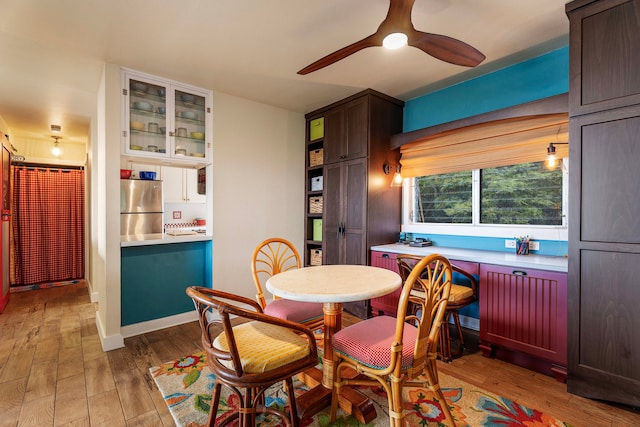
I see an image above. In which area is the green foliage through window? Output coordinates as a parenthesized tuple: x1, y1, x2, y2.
(413, 161, 563, 226)
(414, 171, 472, 223)
(480, 162, 562, 225)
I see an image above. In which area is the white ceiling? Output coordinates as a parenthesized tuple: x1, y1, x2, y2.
(0, 0, 569, 146)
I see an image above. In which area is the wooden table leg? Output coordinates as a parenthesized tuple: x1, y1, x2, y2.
(294, 303, 376, 424)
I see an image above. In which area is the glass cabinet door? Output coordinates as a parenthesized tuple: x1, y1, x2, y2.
(173, 89, 207, 159)
(128, 78, 168, 155)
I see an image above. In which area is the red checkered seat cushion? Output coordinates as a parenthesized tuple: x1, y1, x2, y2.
(332, 316, 417, 369)
(264, 299, 323, 324)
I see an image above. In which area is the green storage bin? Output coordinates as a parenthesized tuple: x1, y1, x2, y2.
(313, 219, 322, 241)
(310, 117, 324, 141)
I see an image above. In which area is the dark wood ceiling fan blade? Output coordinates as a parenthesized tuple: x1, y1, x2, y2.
(297, 35, 380, 75)
(409, 30, 485, 67)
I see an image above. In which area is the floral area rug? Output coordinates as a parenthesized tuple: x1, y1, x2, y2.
(150, 352, 570, 427)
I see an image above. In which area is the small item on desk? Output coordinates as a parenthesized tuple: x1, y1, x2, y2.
(409, 238, 432, 247)
(516, 235, 530, 255)
(165, 230, 198, 236)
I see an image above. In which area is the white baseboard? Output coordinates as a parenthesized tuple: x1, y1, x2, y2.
(90, 291, 99, 303)
(120, 310, 199, 338)
(96, 314, 125, 351)
(455, 314, 479, 332)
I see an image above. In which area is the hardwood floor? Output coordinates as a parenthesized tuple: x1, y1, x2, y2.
(1, 281, 639, 426)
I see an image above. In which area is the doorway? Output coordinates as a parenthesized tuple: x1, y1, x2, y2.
(11, 165, 85, 288)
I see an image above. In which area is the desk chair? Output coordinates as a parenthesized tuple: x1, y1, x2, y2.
(186, 286, 318, 427)
(330, 254, 455, 427)
(397, 254, 478, 362)
(252, 238, 324, 332)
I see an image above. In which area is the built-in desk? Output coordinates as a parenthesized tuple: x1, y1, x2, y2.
(370, 244, 567, 272)
(370, 244, 568, 381)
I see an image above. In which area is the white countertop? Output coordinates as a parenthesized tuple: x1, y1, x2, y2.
(371, 243, 568, 273)
(121, 233, 212, 247)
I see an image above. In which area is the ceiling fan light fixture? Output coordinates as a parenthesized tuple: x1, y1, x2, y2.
(383, 32, 408, 49)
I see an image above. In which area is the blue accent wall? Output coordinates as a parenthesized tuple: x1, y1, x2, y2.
(403, 46, 569, 132)
(121, 240, 212, 326)
(408, 233, 568, 257)
(401, 46, 570, 257)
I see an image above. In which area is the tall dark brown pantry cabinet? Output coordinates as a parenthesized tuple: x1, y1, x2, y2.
(304, 89, 403, 319)
(566, 0, 640, 408)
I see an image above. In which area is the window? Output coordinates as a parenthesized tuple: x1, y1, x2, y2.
(480, 162, 563, 225)
(414, 170, 472, 223)
(409, 161, 565, 230)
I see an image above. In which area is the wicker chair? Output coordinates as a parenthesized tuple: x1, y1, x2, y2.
(397, 254, 478, 362)
(251, 238, 324, 332)
(186, 286, 319, 427)
(329, 254, 455, 427)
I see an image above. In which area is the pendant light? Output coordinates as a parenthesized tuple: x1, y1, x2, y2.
(545, 142, 568, 169)
(51, 136, 63, 157)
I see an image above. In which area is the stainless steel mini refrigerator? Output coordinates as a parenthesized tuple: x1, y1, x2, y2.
(120, 179, 163, 235)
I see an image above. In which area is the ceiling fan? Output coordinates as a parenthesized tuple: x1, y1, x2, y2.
(297, 0, 485, 75)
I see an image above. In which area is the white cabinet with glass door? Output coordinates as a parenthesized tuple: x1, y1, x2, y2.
(162, 166, 205, 204)
(122, 69, 212, 163)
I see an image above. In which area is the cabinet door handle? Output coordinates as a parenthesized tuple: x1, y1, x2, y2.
(512, 270, 528, 276)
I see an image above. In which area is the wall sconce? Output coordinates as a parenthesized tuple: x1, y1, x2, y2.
(546, 142, 568, 169)
(391, 165, 403, 187)
(51, 136, 64, 157)
(383, 161, 403, 187)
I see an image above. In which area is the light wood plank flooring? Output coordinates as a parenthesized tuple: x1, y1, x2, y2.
(1, 281, 639, 426)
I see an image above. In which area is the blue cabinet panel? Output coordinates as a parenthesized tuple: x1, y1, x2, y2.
(121, 241, 211, 326)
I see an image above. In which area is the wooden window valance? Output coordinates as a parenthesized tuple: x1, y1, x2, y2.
(399, 113, 569, 177)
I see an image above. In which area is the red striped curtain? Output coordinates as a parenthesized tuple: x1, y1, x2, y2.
(12, 167, 85, 285)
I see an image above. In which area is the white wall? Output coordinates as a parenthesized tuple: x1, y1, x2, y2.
(95, 63, 124, 350)
(12, 136, 86, 165)
(94, 66, 305, 350)
(211, 93, 304, 300)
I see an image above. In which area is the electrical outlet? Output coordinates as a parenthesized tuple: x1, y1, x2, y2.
(529, 241, 540, 250)
(172, 211, 182, 219)
(505, 239, 516, 248)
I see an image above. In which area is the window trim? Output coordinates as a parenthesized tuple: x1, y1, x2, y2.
(401, 159, 569, 241)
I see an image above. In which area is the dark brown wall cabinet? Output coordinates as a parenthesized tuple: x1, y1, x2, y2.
(566, 0, 640, 407)
(304, 89, 403, 319)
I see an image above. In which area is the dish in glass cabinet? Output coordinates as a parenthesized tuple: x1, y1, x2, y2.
(132, 101, 153, 112)
(157, 106, 166, 115)
(180, 94, 196, 103)
(130, 145, 143, 150)
(191, 153, 205, 158)
(157, 88, 166, 97)
(180, 111, 197, 120)
(130, 121, 145, 131)
(131, 82, 148, 93)
(191, 131, 204, 140)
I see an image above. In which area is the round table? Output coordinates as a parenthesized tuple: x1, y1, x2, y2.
(267, 264, 401, 422)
